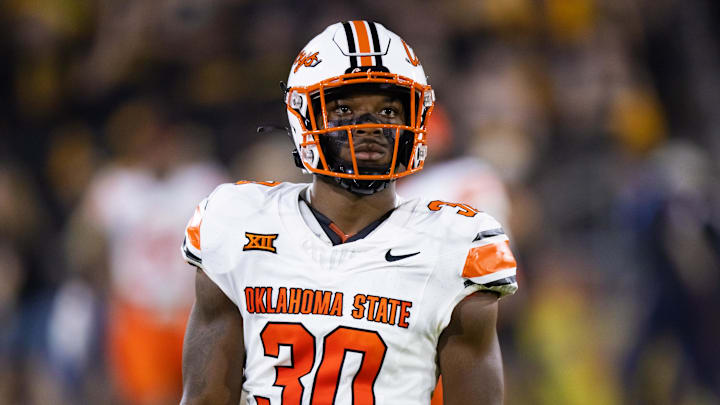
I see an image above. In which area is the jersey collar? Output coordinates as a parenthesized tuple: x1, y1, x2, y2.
(299, 197, 394, 246)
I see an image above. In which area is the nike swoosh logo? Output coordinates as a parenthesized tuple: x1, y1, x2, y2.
(385, 249, 420, 262)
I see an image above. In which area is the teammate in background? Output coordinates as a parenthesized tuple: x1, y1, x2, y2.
(67, 100, 227, 405)
(180, 21, 517, 405)
(398, 105, 511, 228)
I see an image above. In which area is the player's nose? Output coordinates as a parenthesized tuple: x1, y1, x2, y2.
(352, 113, 383, 137)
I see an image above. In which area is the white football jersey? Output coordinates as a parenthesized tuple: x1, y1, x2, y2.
(181, 181, 517, 405)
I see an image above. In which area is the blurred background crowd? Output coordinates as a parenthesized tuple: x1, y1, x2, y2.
(1, 0, 719, 404)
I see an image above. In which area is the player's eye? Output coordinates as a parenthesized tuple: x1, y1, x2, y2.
(333, 105, 352, 115)
(379, 106, 398, 118)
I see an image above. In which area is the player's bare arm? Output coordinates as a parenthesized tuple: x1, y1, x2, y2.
(437, 291, 503, 405)
(181, 269, 244, 405)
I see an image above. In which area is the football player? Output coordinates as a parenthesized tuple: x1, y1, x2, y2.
(180, 21, 517, 405)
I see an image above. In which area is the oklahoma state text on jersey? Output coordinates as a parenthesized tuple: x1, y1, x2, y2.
(181, 182, 517, 405)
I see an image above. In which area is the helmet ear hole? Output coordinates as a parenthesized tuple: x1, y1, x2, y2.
(291, 148, 303, 169)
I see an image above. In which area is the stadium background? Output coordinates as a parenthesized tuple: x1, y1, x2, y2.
(1, 0, 719, 404)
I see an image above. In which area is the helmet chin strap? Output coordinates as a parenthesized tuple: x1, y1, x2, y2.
(320, 173, 393, 195)
(331, 165, 394, 194)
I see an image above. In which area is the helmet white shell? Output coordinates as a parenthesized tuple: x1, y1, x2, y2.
(284, 21, 435, 187)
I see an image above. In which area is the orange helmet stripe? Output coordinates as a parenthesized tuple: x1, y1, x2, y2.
(352, 20, 373, 66)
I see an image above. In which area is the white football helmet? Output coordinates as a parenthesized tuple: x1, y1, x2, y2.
(285, 20, 435, 194)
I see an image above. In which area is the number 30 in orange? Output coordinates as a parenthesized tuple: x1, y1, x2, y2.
(427, 200, 479, 217)
(259, 323, 387, 405)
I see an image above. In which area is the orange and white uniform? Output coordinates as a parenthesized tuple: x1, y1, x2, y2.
(83, 162, 226, 403)
(182, 181, 517, 405)
(398, 157, 511, 227)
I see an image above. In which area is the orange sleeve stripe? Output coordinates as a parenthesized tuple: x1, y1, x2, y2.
(351, 20, 373, 66)
(235, 180, 281, 187)
(186, 206, 202, 250)
(462, 240, 516, 278)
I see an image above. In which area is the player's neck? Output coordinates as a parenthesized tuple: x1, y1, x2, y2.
(308, 177, 397, 236)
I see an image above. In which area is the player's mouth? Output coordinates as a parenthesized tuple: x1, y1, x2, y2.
(353, 140, 390, 162)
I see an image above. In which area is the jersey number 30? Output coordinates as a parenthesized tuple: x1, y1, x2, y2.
(257, 322, 387, 405)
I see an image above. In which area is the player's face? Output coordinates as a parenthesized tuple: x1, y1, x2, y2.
(320, 92, 406, 168)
